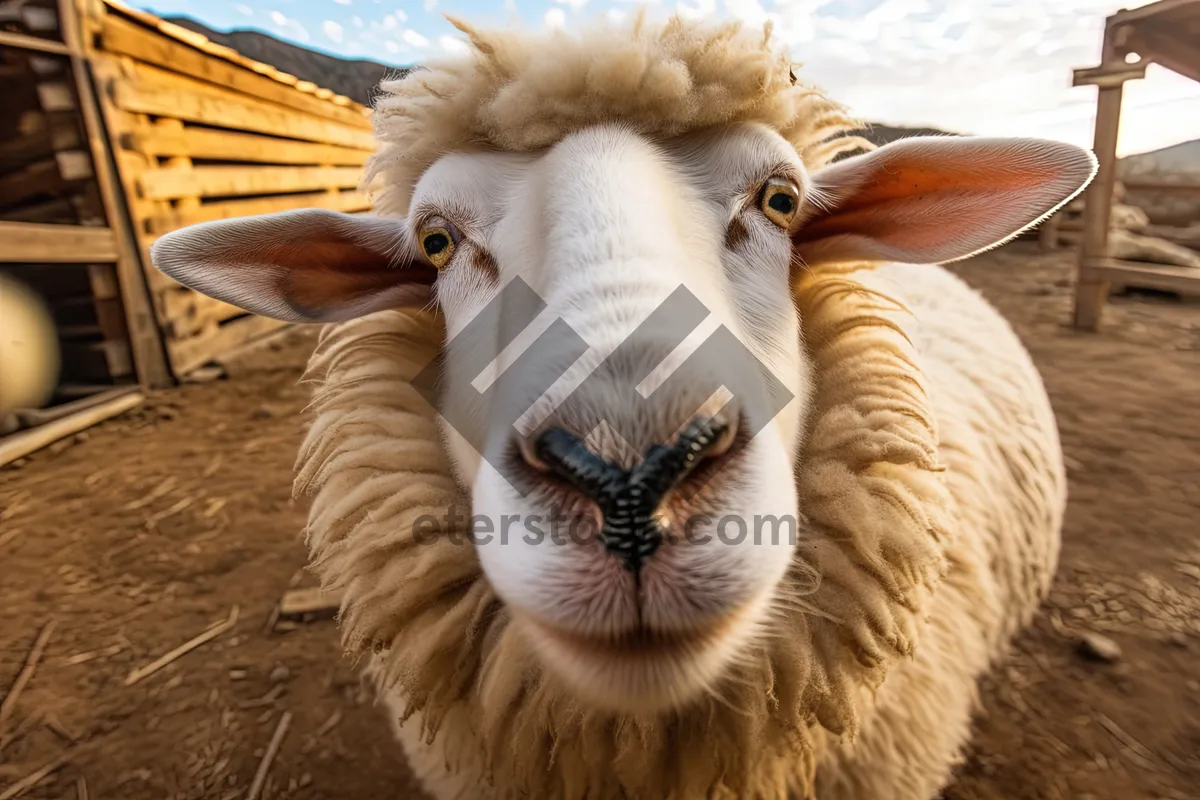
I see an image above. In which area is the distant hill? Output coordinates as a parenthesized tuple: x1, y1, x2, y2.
(1119, 139, 1200, 181)
(162, 16, 410, 107)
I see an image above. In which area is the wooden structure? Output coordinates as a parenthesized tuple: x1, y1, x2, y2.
(0, 0, 374, 410)
(1071, 0, 1200, 329)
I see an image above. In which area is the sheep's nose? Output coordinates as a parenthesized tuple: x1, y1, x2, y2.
(521, 412, 738, 571)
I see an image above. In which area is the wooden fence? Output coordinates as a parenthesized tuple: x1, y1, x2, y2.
(0, 0, 376, 401)
(91, 0, 375, 376)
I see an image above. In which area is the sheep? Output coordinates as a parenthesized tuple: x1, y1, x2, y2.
(149, 13, 1097, 800)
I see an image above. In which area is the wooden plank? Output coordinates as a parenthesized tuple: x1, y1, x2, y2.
(0, 197, 76, 223)
(1111, 0, 1200, 27)
(0, 30, 70, 56)
(146, 189, 371, 237)
(60, 338, 134, 380)
(100, 0, 361, 111)
(0, 221, 117, 262)
(1074, 32, 1125, 332)
(1134, 27, 1200, 83)
(278, 587, 342, 621)
(1123, 180, 1200, 191)
(98, 15, 371, 129)
(1087, 259, 1200, 295)
(70, 13, 174, 388)
(0, 392, 144, 468)
(138, 165, 362, 201)
(0, 158, 82, 209)
(13, 386, 138, 429)
(54, 149, 92, 181)
(159, 288, 245, 338)
(125, 124, 371, 166)
(1072, 61, 1148, 87)
(36, 81, 75, 111)
(107, 61, 376, 150)
(168, 314, 288, 376)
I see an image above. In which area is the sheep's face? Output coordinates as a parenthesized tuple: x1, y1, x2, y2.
(419, 123, 811, 712)
(148, 126, 1096, 714)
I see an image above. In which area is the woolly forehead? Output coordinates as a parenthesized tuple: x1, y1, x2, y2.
(362, 15, 871, 218)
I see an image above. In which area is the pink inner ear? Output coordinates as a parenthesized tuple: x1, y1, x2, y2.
(274, 239, 438, 316)
(794, 138, 1097, 266)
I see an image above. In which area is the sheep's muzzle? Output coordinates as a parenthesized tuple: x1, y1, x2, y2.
(531, 413, 735, 571)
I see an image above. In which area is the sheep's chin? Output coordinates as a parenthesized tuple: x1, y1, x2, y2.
(514, 597, 766, 715)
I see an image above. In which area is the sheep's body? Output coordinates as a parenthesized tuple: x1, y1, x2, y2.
(296, 259, 1063, 800)
(809, 262, 1063, 800)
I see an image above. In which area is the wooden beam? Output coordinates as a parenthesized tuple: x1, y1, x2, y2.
(0, 392, 144, 468)
(1134, 27, 1200, 84)
(145, 190, 370, 237)
(106, 60, 376, 150)
(168, 314, 288, 376)
(124, 124, 371, 166)
(98, 0, 362, 111)
(137, 165, 362, 201)
(1072, 61, 1148, 88)
(1122, 180, 1200, 191)
(1088, 258, 1200, 295)
(0, 30, 71, 56)
(62, 0, 174, 388)
(1074, 30, 1126, 332)
(98, 15, 371, 129)
(1110, 0, 1200, 27)
(0, 221, 118, 262)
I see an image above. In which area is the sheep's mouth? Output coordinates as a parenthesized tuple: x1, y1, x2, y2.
(520, 609, 750, 714)
(537, 616, 734, 659)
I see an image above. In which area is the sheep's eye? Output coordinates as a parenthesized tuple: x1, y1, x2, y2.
(421, 226, 456, 268)
(760, 180, 801, 229)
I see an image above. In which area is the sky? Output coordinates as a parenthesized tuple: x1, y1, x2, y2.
(132, 0, 1200, 157)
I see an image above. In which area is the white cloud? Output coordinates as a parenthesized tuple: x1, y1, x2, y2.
(266, 11, 308, 43)
(741, 0, 1196, 157)
(606, 8, 627, 23)
(439, 35, 470, 55)
(424, 0, 438, 10)
(332, 0, 352, 5)
(544, 7, 566, 27)
(403, 28, 431, 47)
(675, 0, 716, 20)
(385, 40, 399, 54)
(503, 0, 518, 11)
(553, 0, 589, 10)
(322, 20, 343, 43)
(234, 4, 252, 16)
(351, 15, 363, 27)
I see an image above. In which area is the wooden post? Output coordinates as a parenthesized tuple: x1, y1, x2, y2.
(58, 0, 173, 387)
(1039, 212, 1063, 251)
(1073, 28, 1129, 332)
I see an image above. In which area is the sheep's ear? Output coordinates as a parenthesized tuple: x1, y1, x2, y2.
(149, 209, 436, 323)
(793, 136, 1097, 267)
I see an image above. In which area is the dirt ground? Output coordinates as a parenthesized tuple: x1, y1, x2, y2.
(2, 240, 1198, 800)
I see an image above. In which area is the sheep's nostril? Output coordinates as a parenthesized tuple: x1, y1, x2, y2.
(516, 435, 551, 473)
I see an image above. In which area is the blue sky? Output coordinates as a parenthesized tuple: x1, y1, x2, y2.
(132, 0, 1200, 156)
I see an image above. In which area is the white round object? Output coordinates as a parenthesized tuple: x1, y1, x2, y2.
(0, 272, 60, 413)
